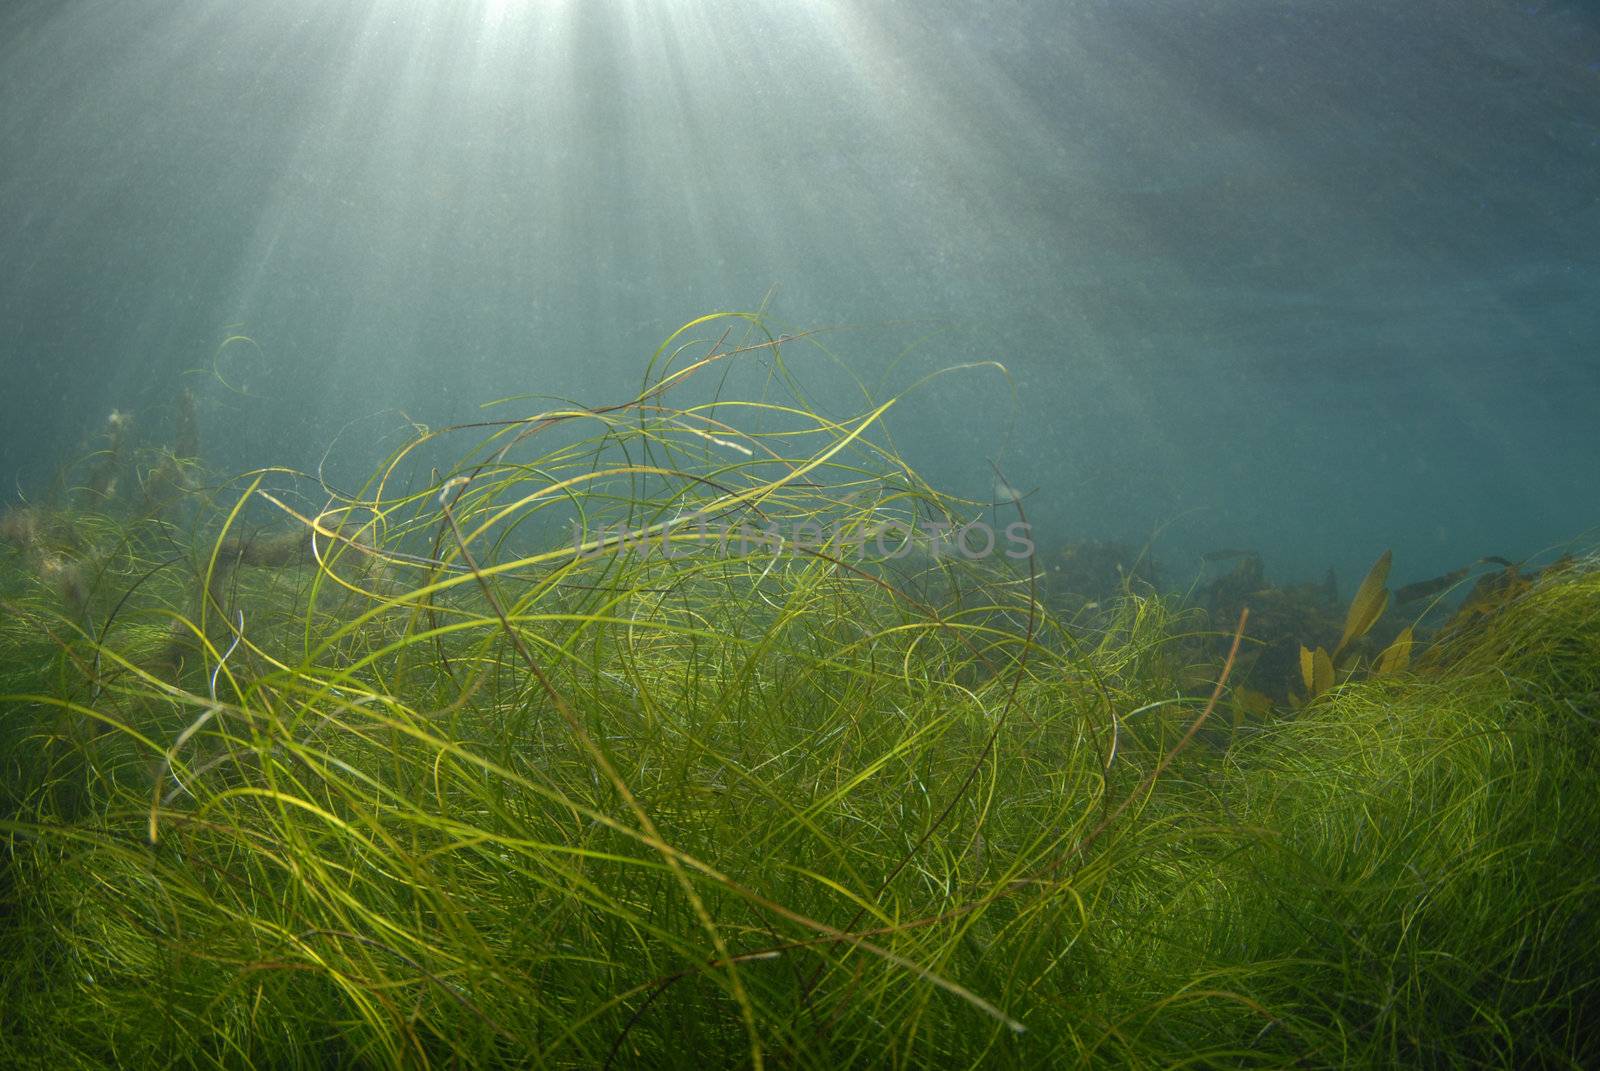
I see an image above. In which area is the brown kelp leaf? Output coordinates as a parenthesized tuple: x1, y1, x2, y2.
(1394, 557, 1519, 606)
(1312, 646, 1333, 696)
(1335, 549, 1391, 659)
(1375, 626, 1414, 675)
(1299, 645, 1334, 699)
(1395, 567, 1469, 606)
(1230, 686, 1275, 729)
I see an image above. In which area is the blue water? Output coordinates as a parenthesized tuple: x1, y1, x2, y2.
(2, 0, 1597, 594)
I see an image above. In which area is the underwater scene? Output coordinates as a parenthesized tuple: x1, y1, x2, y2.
(2, 2, 1599, 1068)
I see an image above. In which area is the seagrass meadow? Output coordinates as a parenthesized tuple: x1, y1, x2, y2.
(1, 320, 1598, 1069)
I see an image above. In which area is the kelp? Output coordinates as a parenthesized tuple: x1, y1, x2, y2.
(1297, 549, 1395, 702)
(1333, 548, 1390, 659)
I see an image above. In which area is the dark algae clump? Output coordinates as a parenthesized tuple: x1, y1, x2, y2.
(2, 321, 1597, 1068)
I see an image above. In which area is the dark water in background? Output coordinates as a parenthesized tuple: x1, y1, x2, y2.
(2, 0, 1597, 593)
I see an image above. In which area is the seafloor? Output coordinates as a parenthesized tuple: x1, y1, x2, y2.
(3, 338, 1597, 1068)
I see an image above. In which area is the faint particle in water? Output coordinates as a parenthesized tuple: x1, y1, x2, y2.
(992, 479, 1024, 504)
